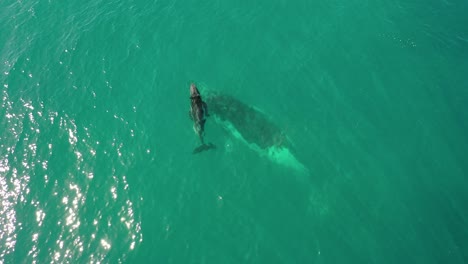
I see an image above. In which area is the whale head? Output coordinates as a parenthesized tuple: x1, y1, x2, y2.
(190, 83, 200, 98)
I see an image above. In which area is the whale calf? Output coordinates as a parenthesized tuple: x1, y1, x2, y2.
(189, 83, 215, 154)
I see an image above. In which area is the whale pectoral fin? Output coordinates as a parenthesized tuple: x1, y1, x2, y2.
(189, 110, 193, 120)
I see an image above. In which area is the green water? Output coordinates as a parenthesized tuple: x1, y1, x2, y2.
(1, 0, 468, 263)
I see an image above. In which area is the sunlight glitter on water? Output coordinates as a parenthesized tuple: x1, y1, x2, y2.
(1, 59, 143, 261)
(0, 89, 36, 259)
(0, 175, 18, 258)
(100, 239, 111, 250)
(3, 99, 64, 261)
(35, 209, 45, 226)
(64, 183, 83, 229)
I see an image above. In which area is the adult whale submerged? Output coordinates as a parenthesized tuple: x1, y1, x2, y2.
(204, 91, 308, 173)
(189, 83, 215, 154)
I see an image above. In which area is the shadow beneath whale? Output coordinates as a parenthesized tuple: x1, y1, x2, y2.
(205, 92, 308, 173)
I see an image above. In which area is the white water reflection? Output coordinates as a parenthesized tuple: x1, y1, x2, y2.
(1, 83, 142, 262)
(0, 89, 36, 259)
(45, 113, 143, 263)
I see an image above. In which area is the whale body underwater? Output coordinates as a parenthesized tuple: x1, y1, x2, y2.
(204, 91, 308, 173)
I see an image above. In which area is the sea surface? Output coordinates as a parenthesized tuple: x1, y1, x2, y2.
(1, 0, 468, 263)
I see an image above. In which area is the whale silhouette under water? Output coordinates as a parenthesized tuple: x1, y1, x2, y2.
(205, 91, 308, 173)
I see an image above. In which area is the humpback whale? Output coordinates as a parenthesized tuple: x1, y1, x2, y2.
(205, 92, 308, 172)
(189, 83, 215, 154)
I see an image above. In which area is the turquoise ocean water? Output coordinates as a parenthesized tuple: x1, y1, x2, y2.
(1, 0, 468, 263)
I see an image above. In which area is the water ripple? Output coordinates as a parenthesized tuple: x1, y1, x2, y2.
(1, 64, 142, 263)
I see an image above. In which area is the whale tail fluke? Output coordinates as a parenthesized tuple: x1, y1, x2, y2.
(193, 143, 216, 154)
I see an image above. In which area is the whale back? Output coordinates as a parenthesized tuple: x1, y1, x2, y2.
(205, 93, 290, 150)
